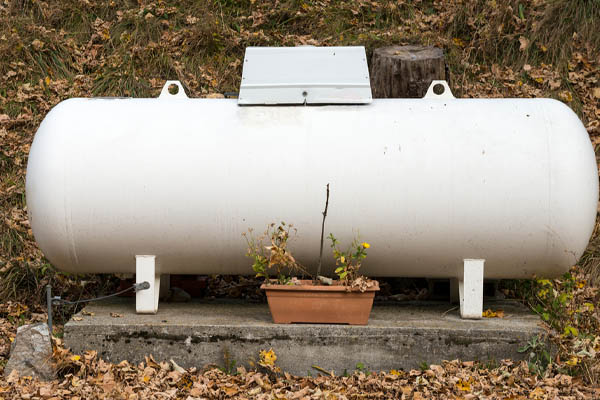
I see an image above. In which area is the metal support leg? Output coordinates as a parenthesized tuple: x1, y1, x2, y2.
(136, 255, 160, 314)
(458, 259, 484, 319)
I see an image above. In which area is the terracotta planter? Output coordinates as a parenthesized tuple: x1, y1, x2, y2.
(261, 280, 379, 325)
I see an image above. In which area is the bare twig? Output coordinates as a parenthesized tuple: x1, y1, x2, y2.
(441, 306, 459, 317)
(316, 184, 330, 281)
(312, 364, 334, 377)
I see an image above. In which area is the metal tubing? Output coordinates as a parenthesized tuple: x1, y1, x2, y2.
(46, 284, 53, 340)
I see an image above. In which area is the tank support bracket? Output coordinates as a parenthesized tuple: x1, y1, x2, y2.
(458, 259, 485, 319)
(136, 255, 160, 314)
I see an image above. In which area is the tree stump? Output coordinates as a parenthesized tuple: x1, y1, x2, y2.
(370, 45, 448, 98)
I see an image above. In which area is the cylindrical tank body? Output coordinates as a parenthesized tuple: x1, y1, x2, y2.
(26, 97, 598, 279)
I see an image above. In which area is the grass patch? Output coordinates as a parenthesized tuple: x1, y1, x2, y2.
(528, 0, 600, 70)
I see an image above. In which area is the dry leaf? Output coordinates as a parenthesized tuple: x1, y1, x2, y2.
(31, 39, 44, 50)
(221, 385, 239, 396)
(456, 378, 471, 391)
(259, 348, 277, 366)
(482, 309, 505, 318)
(559, 91, 573, 102)
(518, 36, 529, 51)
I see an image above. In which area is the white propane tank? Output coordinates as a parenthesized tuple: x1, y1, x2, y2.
(25, 47, 598, 316)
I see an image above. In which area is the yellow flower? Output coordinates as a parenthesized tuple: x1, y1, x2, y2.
(566, 356, 579, 366)
(340, 256, 345, 263)
(362, 242, 370, 249)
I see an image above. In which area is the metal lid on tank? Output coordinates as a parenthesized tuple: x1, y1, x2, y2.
(238, 46, 373, 105)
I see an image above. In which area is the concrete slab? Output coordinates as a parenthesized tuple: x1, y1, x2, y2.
(64, 299, 543, 376)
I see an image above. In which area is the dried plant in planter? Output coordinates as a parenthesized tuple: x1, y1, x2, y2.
(243, 222, 311, 285)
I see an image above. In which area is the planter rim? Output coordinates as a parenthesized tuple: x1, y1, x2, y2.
(260, 279, 379, 292)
